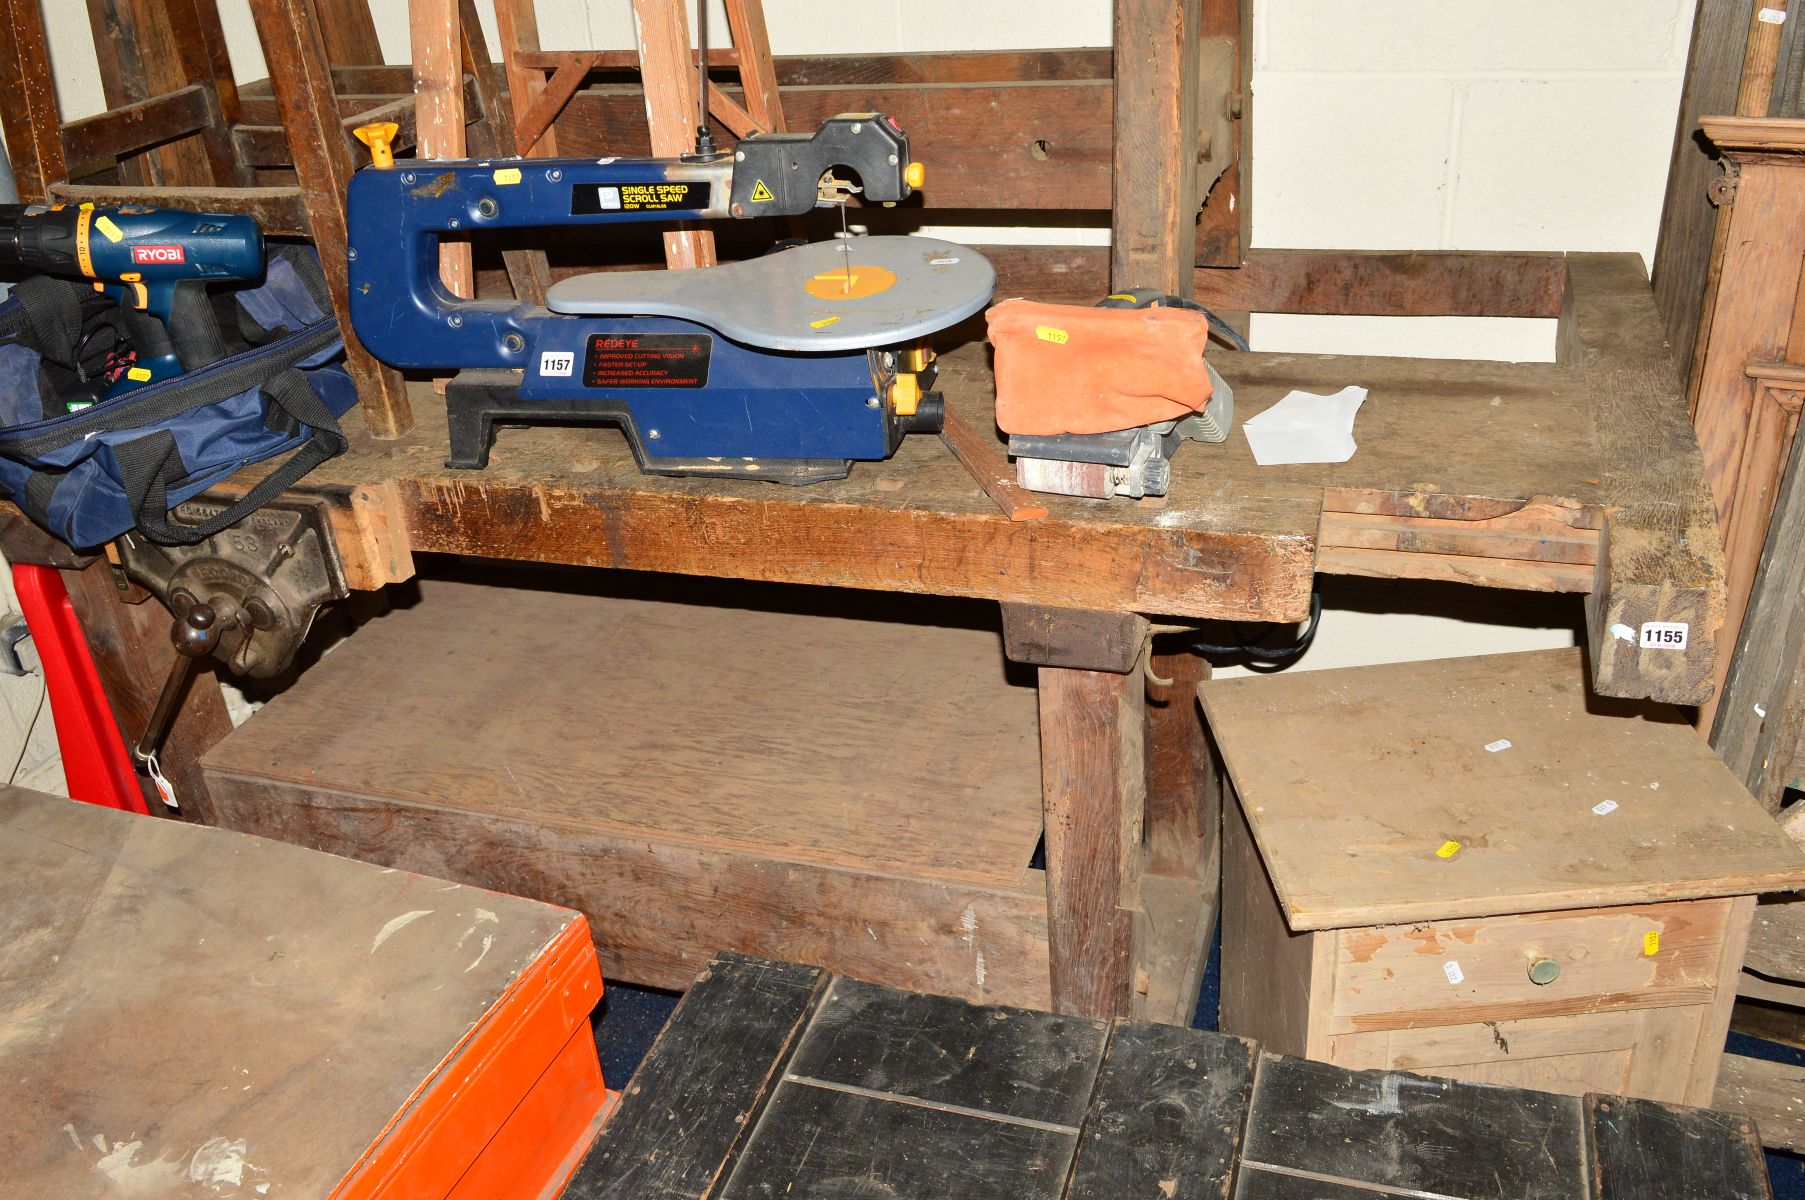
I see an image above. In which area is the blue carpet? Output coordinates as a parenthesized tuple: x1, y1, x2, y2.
(592, 934, 1804, 1193)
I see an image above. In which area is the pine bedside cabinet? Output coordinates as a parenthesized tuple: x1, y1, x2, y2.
(1201, 647, 1805, 1105)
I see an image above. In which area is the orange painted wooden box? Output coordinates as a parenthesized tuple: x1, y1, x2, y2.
(0, 786, 609, 1199)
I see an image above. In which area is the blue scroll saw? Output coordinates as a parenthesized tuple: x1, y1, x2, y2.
(345, 115, 995, 483)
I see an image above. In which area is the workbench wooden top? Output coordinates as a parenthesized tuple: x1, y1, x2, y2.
(0, 786, 585, 1197)
(184, 253, 1728, 702)
(1199, 647, 1805, 930)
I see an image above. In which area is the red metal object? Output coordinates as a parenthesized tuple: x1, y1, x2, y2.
(11, 563, 147, 814)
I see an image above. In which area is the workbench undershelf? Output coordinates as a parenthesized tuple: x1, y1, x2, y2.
(215, 251, 1722, 706)
(198, 573, 1212, 1021)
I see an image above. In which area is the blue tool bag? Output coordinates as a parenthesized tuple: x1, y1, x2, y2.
(0, 246, 356, 549)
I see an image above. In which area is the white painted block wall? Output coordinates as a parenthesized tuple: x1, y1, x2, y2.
(6, 2, 1697, 789)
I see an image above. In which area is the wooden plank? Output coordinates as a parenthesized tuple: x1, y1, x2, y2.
(1001, 605, 1149, 673)
(1564, 255, 1727, 705)
(1715, 423, 1805, 808)
(785, 975, 1108, 1128)
(724, 0, 785, 132)
(1220, 790, 1329, 1057)
(1715, 1050, 1805, 1151)
(1654, 0, 1754, 376)
(1066, 1024, 1256, 1200)
(1239, 1054, 1588, 1200)
(1201, 648, 1805, 931)
(1198, 249, 1567, 318)
(939, 403, 1048, 522)
(456, 0, 553, 306)
(1146, 645, 1214, 879)
(1040, 661, 1145, 1018)
(1745, 894, 1805, 979)
(1111, 0, 1202, 296)
(0, 785, 588, 1198)
(59, 83, 218, 180)
(411, 0, 473, 301)
(1196, 0, 1249, 267)
(1135, 868, 1218, 1026)
(47, 182, 308, 235)
(495, 0, 566, 156)
(84, 0, 244, 188)
(197, 768, 1053, 1004)
(200, 578, 1042, 888)
(507, 47, 1117, 85)
(631, 0, 715, 270)
(62, 560, 231, 824)
(1326, 901, 1733, 1035)
(248, 0, 414, 439)
(0, 0, 67, 202)
(563, 953, 827, 1200)
(317, 0, 384, 65)
(1588, 1092, 1772, 1199)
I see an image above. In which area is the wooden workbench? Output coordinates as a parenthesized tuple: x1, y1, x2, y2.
(10, 247, 1724, 1026)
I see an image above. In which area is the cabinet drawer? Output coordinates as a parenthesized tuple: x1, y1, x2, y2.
(1327, 899, 1732, 1034)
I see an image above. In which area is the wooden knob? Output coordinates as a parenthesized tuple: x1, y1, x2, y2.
(1528, 957, 1561, 986)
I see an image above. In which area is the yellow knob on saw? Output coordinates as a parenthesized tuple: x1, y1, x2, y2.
(354, 122, 400, 169)
(890, 372, 922, 416)
(904, 161, 926, 189)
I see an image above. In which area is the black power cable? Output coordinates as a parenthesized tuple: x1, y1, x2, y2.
(1168, 589, 1323, 668)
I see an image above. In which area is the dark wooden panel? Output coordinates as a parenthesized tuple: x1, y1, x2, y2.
(1001, 604, 1150, 672)
(1112, 0, 1203, 294)
(787, 976, 1108, 1129)
(718, 1081, 1075, 1200)
(243, 79, 1115, 211)
(1712, 421, 1805, 810)
(1241, 1054, 1588, 1200)
(1654, 0, 1755, 378)
(1587, 1093, 1771, 1200)
(292, 49, 1116, 96)
(564, 953, 827, 1200)
(47, 182, 308, 235)
(1067, 1023, 1257, 1200)
(1567, 254, 1727, 705)
(60, 84, 218, 179)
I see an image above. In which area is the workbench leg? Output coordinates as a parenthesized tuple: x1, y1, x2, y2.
(1004, 603, 1151, 1020)
(61, 562, 230, 824)
(1038, 661, 1145, 1020)
(1145, 646, 1216, 881)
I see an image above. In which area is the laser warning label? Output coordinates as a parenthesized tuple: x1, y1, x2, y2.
(571, 181, 709, 214)
(584, 333, 711, 388)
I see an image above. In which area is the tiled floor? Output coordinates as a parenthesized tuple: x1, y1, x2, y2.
(592, 939, 1805, 1194)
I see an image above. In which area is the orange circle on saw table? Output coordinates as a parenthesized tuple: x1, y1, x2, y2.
(803, 264, 898, 301)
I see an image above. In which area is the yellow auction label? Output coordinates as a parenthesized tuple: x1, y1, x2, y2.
(94, 216, 124, 243)
(1035, 325, 1069, 344)
(1643, 930, 1660, 956)
(1435, 840, 1461, 859)
(493, 167, 522, 185)
(809, 316, 842, 329)
(750, 180, 775, 202)
(126, 366, 152, 382)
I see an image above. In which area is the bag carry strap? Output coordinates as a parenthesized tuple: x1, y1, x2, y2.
(118, 368, 348, 546)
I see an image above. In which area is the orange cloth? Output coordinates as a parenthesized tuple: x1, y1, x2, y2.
(986, 298, 1214, 436)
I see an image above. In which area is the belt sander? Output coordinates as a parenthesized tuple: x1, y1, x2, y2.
(988, 291, 1235, 499)
(345, 115, 994, 484)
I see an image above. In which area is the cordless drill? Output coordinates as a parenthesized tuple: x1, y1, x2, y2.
(0, 204, 264, 396)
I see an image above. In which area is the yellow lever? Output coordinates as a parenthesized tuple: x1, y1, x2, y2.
(904, 161, 926, 189)
(354, 122, 400, 169)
